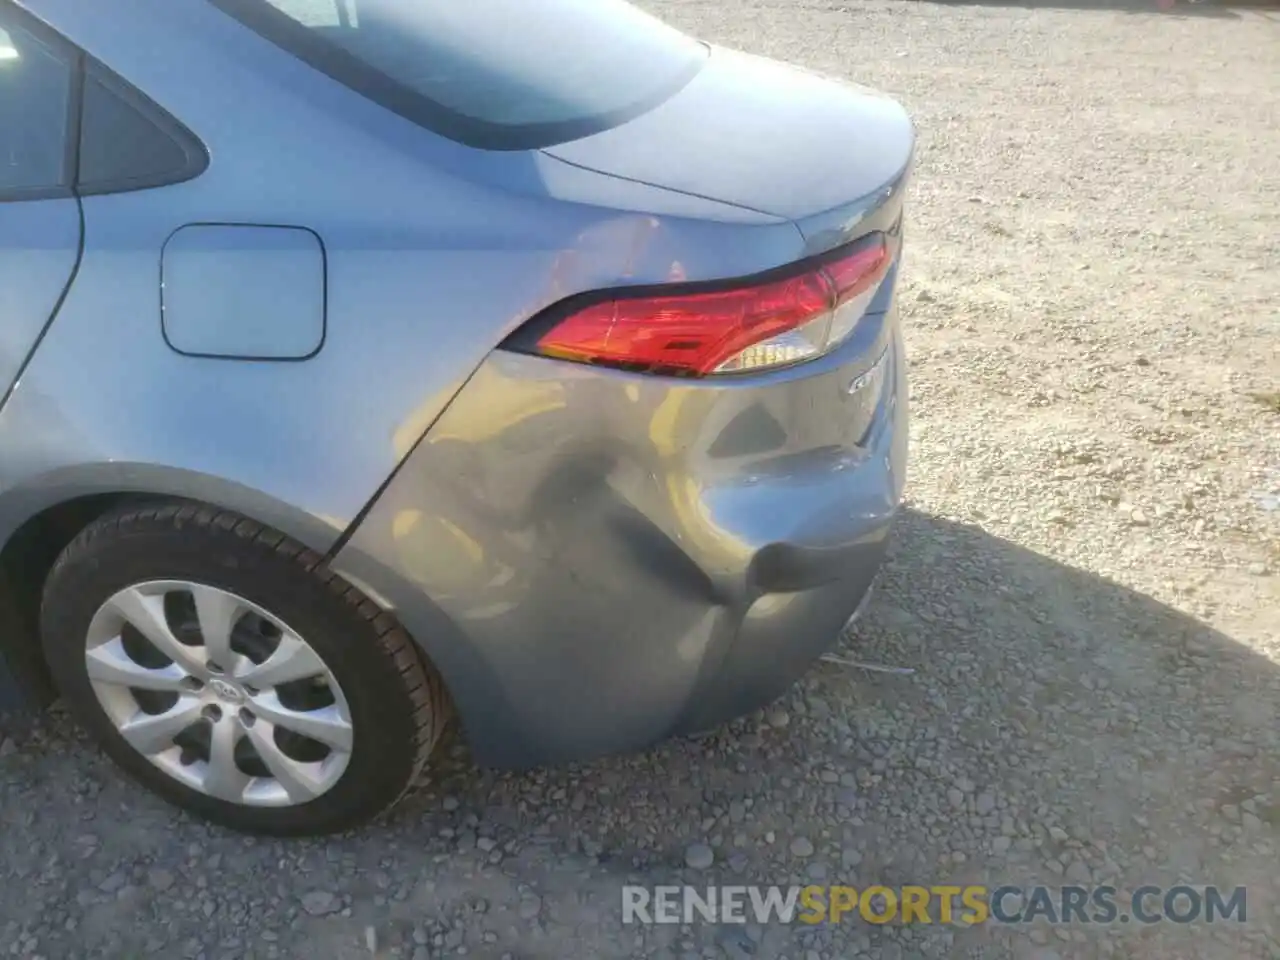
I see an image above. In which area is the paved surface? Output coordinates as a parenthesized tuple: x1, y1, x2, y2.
(3, 2, 1278, 958)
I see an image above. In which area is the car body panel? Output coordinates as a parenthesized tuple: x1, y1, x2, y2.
(3, 0, 913, 766)
(2, 0, 806, 559)
(545, 46, 914, 224)
(333, 265, 907, 766)
(0, 198, 80, 398)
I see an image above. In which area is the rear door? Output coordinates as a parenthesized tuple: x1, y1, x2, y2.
(0, 3, 81, 400)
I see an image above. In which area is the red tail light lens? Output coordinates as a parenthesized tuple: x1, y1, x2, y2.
(826, 241, 890, 305)
(534, 234, 891, 377)
(536, 271, 831, 375)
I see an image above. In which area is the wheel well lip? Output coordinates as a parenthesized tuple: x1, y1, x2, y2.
(0, 468, 352, 714)
(0, 463, 344, 558)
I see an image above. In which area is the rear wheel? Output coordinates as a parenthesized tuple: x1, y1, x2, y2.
(40, 502, 450, 835)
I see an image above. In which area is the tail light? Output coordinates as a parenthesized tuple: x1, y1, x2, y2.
(530, 234, 890, 377)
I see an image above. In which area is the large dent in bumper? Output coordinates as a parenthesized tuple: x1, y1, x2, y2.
(333, 318, 907, 767)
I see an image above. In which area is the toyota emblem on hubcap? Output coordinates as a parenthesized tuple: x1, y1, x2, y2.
(209, 678, 243, 702)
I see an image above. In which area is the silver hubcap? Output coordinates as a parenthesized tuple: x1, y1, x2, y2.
(84, 580, 352, 807)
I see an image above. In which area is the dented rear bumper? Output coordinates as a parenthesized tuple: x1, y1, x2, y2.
(334, 298, 906, 767)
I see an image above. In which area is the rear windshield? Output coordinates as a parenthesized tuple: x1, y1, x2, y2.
(209, 0, 708, 150)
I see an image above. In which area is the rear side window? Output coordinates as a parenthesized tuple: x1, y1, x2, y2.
(77, 66, 208, 195)
(0, 18, 73, 199)
(1, 5, 205, 200)
(208, 0, 707, 150)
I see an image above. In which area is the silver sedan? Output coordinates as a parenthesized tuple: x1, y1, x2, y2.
(0, 0, 912, 834)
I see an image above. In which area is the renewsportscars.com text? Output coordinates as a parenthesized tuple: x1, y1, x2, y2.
(622, 884, 1247, 926)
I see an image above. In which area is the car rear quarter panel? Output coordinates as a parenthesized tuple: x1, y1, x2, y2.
(334, 269, 908, 766)
(1, 0, 804, 554)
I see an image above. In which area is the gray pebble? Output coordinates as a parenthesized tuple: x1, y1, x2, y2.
(685, 842, 715, 870)
(148, 868, 176, 892)
(790, 837, 815, 858)
(300, 891, 337, 917)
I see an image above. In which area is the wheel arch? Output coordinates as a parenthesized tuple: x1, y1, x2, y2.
(0, 463, 347, 713)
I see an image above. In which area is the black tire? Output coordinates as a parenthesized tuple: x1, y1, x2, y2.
(40, 501, 450, 835)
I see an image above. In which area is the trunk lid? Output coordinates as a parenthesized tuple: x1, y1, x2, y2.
(542, 46, 914, 236)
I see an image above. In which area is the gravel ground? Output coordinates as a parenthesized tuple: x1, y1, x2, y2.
(3, 2, 1279, 959)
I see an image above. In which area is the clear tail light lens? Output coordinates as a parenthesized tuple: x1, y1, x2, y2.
(533, 234, 890, 377)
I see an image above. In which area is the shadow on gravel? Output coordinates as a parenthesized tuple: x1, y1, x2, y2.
(907, 0, 1265, 18)
(0, 508, 1275, 958)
